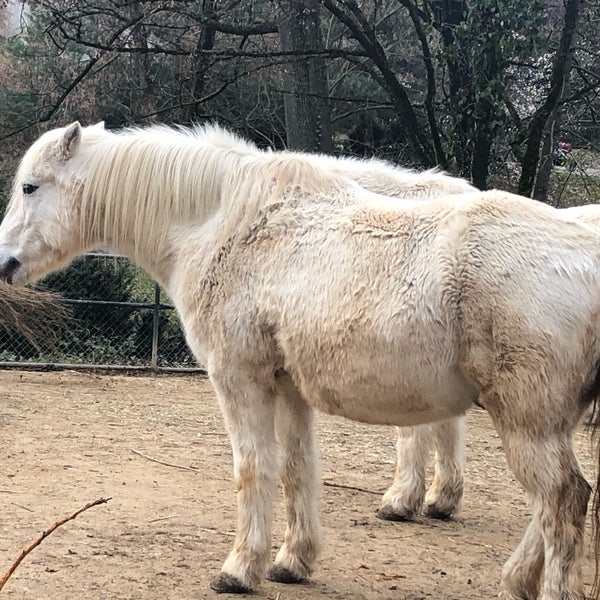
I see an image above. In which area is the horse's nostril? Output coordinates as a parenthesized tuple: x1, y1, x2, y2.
(0, 257, 21, 282)
(6, 257, 20, 272)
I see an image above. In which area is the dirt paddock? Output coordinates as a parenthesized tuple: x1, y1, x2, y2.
(1, 370, 597, 599)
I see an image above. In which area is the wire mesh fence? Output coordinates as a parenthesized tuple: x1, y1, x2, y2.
(0, 253, 200, 372)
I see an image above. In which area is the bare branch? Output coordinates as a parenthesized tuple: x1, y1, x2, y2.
(0, 497, 112, 592)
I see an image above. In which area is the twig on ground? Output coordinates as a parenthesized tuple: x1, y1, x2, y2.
(11, 503, 33, 513)
(0, 497, 111, 592)
(322, 480, 382, 496)
(131, 449, 199, 472)
(148, 514, 178, 523)
(198, 527, 236, 538)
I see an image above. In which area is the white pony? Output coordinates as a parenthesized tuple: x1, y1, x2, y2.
(325, 155, 600, 523)
(338, 158, 600, 523)
(2, 122, 600, 600)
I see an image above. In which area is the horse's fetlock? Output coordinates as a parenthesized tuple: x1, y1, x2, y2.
(378, 481, 424, 521)
(424, 480, 463, 519)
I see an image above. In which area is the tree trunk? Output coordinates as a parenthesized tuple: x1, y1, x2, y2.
(278, 0, 334, 152)
(532, 104, 561, 202)
(470, 98, 495, 190)
(517, 0, 580, 196)
(532, 51, 573, 203)
(430, 0, 474, 178)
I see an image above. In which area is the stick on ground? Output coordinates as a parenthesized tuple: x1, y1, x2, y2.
(322, 480, 382, 496)
(0, 497, 111, 591)
(131, 448, 199, 472)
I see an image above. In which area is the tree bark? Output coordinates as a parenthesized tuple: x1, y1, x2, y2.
(187, 0, 217, 121)
(278, 0, 334, 152)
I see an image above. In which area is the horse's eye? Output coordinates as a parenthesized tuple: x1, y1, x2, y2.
(22, 183, 39, 195)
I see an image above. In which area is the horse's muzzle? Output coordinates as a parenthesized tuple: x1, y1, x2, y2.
(0, 257, 21, 284)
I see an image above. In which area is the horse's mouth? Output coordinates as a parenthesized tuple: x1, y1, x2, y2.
(0, 272, 15, 285)
(0, 257, 21, 285)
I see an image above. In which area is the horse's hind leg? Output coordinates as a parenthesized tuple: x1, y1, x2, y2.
(267, 377, 321, 584)
(377, 424, 432, 520)
(378, 417, 465, 521)
(499, 504, 545, 600)
(208, 365, 279, 594)
(537, 443, 590, 600)
(424, 416, 465, 519)
(492, 424, 590, 600)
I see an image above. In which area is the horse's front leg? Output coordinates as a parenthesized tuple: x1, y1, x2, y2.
(267, 375, 322, 584)
(209, 365, 279, 594)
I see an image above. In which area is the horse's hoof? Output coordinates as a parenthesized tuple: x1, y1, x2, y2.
(376, 505, 416, 522)
(209, 572, 253, 594)
(266, 565, 305, 584)
(424, 504, 453, 520)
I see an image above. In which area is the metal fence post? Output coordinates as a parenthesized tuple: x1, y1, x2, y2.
(151, 283, 161, 369)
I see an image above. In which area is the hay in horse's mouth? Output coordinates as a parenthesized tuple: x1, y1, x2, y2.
(0, 281, 69, 349)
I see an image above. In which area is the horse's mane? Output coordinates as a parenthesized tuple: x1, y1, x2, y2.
(316, 155, 476, 198)
(78, 124, 352, 256)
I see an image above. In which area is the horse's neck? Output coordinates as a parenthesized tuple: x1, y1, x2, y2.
(80, 134, 245, 286)
(106, 218, 220, 303)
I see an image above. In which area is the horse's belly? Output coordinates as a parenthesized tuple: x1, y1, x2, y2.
(299, 365, 477, 427)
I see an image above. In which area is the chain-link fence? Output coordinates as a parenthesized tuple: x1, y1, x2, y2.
(0, 253, 201, 372)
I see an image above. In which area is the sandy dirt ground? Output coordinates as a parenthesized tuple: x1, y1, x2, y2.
(0, 370, 597, 600)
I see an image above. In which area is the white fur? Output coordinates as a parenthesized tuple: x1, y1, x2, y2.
(317, 155, 475, 520)
(0, 122, 598, 599)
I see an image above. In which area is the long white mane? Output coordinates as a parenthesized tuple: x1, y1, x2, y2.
(78, 124, 353, 255)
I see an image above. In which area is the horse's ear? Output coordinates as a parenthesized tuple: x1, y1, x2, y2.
(58, 121, 82, 161)
(90, 121, 105, 131)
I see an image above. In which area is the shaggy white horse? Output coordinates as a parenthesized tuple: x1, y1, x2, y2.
(335, 155, 600, 523)
(1, 122, 599, 600)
